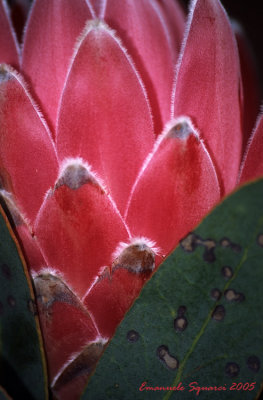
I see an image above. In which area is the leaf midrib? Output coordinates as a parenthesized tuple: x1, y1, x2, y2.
(162, 221, 261, 400)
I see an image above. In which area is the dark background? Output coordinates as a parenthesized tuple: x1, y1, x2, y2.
(180, 0, 263, 91)
(8, 0, 263, 91)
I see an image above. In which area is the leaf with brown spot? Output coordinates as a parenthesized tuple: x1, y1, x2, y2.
(82, 179, 263, 399)
(0, 205, 48, 399)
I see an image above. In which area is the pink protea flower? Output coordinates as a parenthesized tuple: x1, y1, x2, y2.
(0, 0, 262, 398)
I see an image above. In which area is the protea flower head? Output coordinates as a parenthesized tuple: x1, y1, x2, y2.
(0, 0, 262, 398)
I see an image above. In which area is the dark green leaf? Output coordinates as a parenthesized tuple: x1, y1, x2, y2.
(0, 205, 48, 400)
(82, 179, 263, 400)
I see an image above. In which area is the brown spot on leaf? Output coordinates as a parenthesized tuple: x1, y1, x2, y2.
(224, 289, 245, 303)
(180, 233, 216, 262)
(247, 355, 261, 373)
(197, 238, 215, 248)
(235, 293, 245, 302)
(257, 234, 263, 247)
(210, 288, 221, 301)
(180, 232, 198, 252)
(52, 340, 106, 393)
(221, 266, 233, 280)
(7, 295, 16, 307)
(174, 316, 188, 332)
(224, 289, 236, 302)
(212, 305, 225, 321)
(127, 330, 140, 343)
(157, 345, 179, 370)
(1, 263, 11, 279)
(195, 237, 216, 262)
(220, 238, 230, 247)
(220, 237, 241, 253)
(198, 238, 216, 259)
(203, 248, 216, 262)
(225, 362, 240, 377)
(177, 305, 187, 316)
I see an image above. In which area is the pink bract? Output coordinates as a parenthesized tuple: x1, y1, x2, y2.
(0, 0, 262, 398)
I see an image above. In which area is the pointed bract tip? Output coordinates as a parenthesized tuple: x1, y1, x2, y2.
(51, 337, 108, 391)
(112, 237, 159, 274)
(33, 269, 82, 310)
(0, 64, 13, 83)
(84, 18, 105, 31)
(0, 66, 9, 82)
(164, 116, 199, 140)
(55, 158, 106, 192)
(74, 18, 113, 55)
(82, 18, 114, 36)
(0, 189, 27, 226)
(33, 267, 70, 293)
(0, 64, 24, 84)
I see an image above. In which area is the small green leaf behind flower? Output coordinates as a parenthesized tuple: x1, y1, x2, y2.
(82, 178, 263, 400)
(0, 205, 48, 400)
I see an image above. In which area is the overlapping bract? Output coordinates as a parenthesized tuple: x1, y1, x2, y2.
(0, 0, 262, 398)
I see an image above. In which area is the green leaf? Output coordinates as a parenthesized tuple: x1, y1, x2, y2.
(0, 205, 48, 400)
(82, 179, 263, 400)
